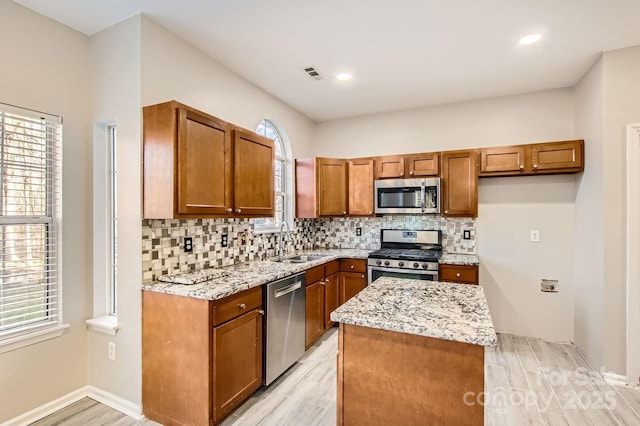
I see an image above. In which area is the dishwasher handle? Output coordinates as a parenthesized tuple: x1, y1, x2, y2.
(274, 281, 302, 298)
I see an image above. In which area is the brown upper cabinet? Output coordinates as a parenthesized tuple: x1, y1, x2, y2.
(479, 139, 584, 177)
(348, 158, 374, 216)
(374, 152, 439, 179)
(143, 101, 274, 219)
(295, 157, 348, 218)
(296, 157, 374, 218)
(441, 150, 478, 217)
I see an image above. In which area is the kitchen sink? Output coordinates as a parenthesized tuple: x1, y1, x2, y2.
(273, 254, 327, 263)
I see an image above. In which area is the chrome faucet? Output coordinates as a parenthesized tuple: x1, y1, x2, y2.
(278, 221, 290, 259)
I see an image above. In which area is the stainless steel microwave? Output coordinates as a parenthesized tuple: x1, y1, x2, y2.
(374, 178, 440, 214)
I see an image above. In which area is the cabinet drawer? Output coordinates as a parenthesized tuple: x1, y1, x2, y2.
(306, 264, 325, 286)
(325, 260, 340, 276)
(340, 259, 367, 273)
(439, 265, 479, 285)
(212, 287, 262, 326)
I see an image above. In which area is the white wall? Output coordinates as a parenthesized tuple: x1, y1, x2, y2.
(316, 89, 578, 341)
(0, 2, 91, 422)
(87, 16, 142, 405)
(601, 46, 640, 375)
(573, 58, 605, 370)
(140, 17, 315, 159)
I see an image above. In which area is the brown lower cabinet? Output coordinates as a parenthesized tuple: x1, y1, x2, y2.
(305, 280, 326, 350)
(305, 259, 367, 348)
(339, 259, 367, 305)
(142, 287, 263, 426)
(439, 264, 479, 285)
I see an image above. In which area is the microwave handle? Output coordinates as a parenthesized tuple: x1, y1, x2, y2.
(420, 181, 426, 212)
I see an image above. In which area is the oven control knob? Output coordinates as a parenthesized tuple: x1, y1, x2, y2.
(398, 261, 404, 267)
(384, 261, 390, 266)
(413, 263, 419, 268)
(376, 260, 382, 266)
(422, 263, 428, 269)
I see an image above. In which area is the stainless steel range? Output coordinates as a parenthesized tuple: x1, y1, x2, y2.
(368, 229, 442, 283)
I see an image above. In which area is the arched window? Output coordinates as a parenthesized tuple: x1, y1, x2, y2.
(254, 119, 292, 232)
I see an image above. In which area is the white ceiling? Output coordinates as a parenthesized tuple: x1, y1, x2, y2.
(13, 0, 640, 121)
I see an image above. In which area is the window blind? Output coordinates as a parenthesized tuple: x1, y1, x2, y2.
(0, 102, 62, 340)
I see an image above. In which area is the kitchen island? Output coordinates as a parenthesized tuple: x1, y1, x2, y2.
(330, 277, 496, 426)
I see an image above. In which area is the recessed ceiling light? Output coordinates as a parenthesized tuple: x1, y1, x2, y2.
(519, 33, 542, 45)
(336, 73, 352, 81)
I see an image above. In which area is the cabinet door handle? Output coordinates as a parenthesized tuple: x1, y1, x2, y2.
(258, 309, 265, 315)
(409, 171, 414, 175)
(225, 208, 232, 213)
(400, 172, 404, 176)
(325, 278, 330, 283)
(456, 273, 461, 278)
(444, 210, 448, 214)
(369, 211, 373, 214)
(533, 164, 538, 170)
(343, 211, 347, 215)
(519, 165, 524, 171)
(238, 303, 247, 310)
(361, 274, 365, 279)
(236, 208, 242, 213)
(350, 265, 354, 269)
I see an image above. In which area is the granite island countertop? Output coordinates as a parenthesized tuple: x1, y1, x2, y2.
(330, 276, 496, 346)
(141, 248, 371, 301)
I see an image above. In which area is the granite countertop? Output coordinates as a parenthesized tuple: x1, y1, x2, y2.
(330, 276, 496, 346)
(141, 249, 371, 301)
(439, 253, 479, 266)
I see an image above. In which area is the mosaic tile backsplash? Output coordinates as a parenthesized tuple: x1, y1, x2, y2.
(142, 216, 476, 283)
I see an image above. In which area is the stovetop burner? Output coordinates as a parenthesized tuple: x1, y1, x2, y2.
(368, 248, 442, 262)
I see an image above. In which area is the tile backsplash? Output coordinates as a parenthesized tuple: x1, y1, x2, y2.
(142, 216, 476, 283)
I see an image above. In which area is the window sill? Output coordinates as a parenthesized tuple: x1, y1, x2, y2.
(86, 316, 120, 336)
(0, 324, 70, 354)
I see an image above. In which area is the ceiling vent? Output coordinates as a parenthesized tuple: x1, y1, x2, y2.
(303, 66, 323, 80)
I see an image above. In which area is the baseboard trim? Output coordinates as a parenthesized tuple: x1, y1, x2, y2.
(0, 385, 143, 426)
(602, 370, 629, 386)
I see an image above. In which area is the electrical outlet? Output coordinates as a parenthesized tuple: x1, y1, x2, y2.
(108, 341, 116, 361)
(541, 279, 559, 292)
(221, 234, 228, 247)
(356, 228, 362, 236)
(530, 230, 540, 242)
(463, 230, 471, 240)
(184, 236, 193, 253)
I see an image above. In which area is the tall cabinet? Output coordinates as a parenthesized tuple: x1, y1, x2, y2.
(440, 150, 478, 217)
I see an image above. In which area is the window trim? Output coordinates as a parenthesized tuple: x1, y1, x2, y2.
(0, 102, 66, 350)
(253, 119, 294, 234)
(87, 120, 119, 335)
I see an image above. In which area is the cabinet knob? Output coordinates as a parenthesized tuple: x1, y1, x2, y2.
(400, 172, 404, 176)
(369, 211, 373, 214)
(343, 211, 347, 215)
(258, 309, 265, 315)
(456, 273, 461, 278)
(325, 278, 330, 283)
(519, 165, 524, 171)
(225, 208, 232, 213)
(409, 171, 414, 175)
(444, 210, 448, 214)
(350, 265, 354, 269)
(533, 164, 538, 170)
(236, 208, 242, 213)
(238, 303, 246, 310)
(361, 274, 365, 279)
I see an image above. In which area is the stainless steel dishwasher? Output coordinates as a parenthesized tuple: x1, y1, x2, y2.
(264, 272, 306, 385)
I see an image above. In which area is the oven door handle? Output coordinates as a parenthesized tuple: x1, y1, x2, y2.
(368, 265, 438, 276)
(420, 181, 426, 213)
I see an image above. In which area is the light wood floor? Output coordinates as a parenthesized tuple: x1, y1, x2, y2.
(33, 329, 640, 425)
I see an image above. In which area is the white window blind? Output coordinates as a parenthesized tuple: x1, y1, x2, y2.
(0, 102, 62, 341)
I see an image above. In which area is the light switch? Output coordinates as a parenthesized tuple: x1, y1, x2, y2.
(530, 230, 540, 242)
